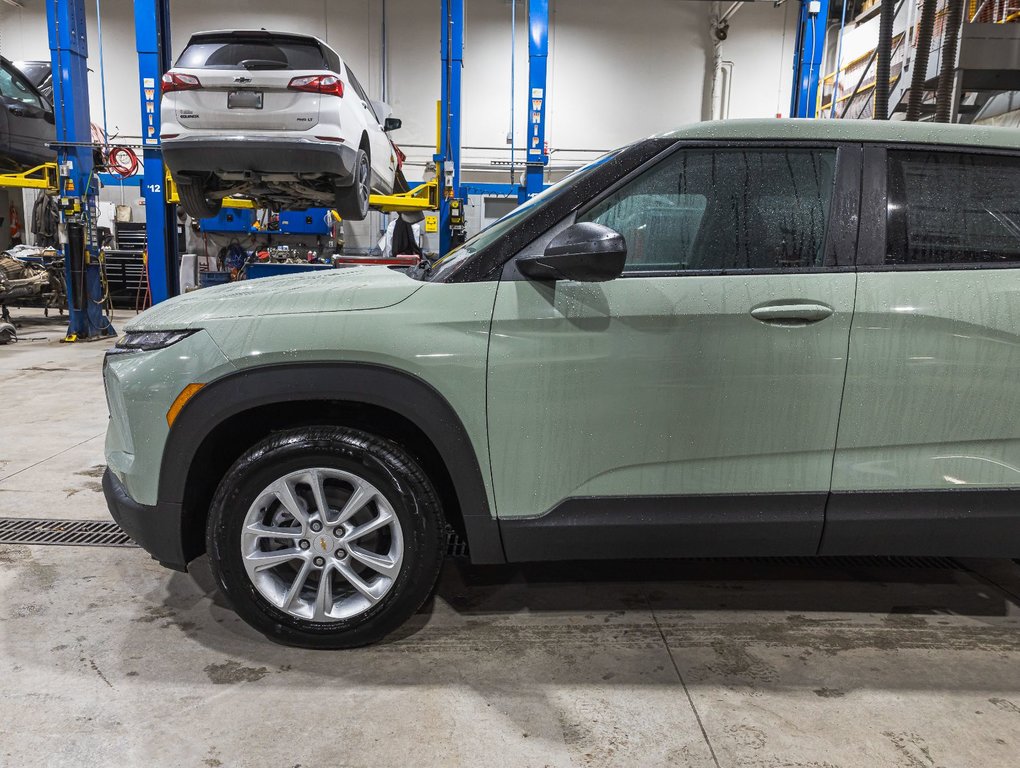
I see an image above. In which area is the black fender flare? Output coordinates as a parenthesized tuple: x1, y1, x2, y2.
(159, 362, 505, 564)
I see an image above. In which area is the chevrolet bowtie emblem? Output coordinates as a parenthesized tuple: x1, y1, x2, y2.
(234, 76, 252, 83)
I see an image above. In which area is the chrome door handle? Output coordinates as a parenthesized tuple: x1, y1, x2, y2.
(750, 302, 834, 326)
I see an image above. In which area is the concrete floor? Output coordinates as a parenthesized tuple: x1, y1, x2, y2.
(3, 307, 1020, 768)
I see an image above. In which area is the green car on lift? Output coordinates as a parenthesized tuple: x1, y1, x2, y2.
(103, 118, 1020, 648)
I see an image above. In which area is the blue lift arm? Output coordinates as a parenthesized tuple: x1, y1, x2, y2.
(46, 0, 113, 339)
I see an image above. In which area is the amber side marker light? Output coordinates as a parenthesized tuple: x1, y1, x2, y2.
(167, 383, 205, 427)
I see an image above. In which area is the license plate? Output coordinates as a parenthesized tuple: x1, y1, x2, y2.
(228, 90, 263, 109)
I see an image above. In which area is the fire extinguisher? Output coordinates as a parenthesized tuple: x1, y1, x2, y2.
(8, 203, 21, 246)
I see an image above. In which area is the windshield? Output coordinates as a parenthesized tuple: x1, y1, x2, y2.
(423, 151, 619, 282)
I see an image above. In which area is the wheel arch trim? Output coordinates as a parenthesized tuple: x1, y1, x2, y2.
(159, 361, 505, 564)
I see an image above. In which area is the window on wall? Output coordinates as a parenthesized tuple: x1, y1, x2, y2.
(886, 151, 1020, 266)
(577, 148, 837, 273)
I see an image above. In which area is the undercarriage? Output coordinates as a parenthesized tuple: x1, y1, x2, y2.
(209, 170, 340, 210)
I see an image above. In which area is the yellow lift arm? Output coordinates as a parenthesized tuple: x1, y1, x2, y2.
(165, 172, 438, 216)
(0, 163, 59, 194)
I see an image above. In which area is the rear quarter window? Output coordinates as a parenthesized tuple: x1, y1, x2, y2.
(886, 150, 1020, 266)
(177, 37, 328, 70)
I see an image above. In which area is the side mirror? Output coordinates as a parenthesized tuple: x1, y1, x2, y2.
(43, 110, 55, 124)
(383, 116, 402, 132)
(517, 222, 627, 282)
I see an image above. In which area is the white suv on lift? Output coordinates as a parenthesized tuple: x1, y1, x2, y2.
(161, 30, 401, 221)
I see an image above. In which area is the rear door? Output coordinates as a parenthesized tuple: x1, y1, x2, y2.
(171, 34, 324, 131)
(825, 145, 1020, 556)
(344, 66, 394, 186)
(487, 142, 861, 560)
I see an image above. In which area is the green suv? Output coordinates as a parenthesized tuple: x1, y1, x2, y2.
(104, 119, 1020, 647)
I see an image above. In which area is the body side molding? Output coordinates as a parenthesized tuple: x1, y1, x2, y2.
(820, 489, 1020, 557)
(499, 493, 827, 561)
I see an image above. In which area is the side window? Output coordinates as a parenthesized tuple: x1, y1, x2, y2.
(0, 65, 42, 109)
(323, 47, 342, 74)
(578, 148, 837, 273)
(344, 66, 379, 120)
(886, 151, 1020, 266)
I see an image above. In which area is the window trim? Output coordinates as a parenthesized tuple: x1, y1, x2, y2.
(572, 140, 861, 278)
(858, 142, 1020, 271)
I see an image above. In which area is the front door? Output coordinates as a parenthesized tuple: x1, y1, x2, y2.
(486, 143, 860, 560)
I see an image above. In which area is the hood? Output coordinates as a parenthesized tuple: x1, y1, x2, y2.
(126, 266, 423, 331)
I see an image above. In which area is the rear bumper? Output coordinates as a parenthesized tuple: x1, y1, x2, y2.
(103, 468, 188, 572)
(162, 136, 357, 183)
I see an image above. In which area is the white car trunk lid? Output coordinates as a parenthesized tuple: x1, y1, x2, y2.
(173, 69, 321, 131)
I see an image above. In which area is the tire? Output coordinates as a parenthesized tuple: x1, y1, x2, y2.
(333, 148, 371, 220)
(176, 178, 223, 219)
(207, 426, 445, 649)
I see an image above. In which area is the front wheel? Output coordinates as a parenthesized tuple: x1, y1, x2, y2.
(333, 149, 371, 221)
(207, 426, 445, 648)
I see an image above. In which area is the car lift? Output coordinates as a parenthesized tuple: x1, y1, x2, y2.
(790, 0, 831, 118)
(0, 0, 115, 340)
(16, 1, 831, 311)
(163, 171, 441, 215)
(0, 163, 59, 194)
(16, 0, 556, 310)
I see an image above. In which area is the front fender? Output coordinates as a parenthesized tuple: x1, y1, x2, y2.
(159, 362, 505, 564)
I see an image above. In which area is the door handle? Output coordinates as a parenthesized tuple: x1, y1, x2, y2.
(750, 302, 834, 326)
(7, 106, 26, 117)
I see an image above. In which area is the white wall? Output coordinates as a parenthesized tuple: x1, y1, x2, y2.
(0, 0, 799, 248)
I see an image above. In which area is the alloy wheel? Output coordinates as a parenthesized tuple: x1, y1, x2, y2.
(357, 155, 370, 210)
(240, 467, 404, 622)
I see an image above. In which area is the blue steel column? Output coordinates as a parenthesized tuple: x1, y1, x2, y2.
(521, 0, 548, 201)
(135, 0, 176, 303)
(47, 0, 112, 338)
(790, 0, 830, 118)
(437, 0, 463, 256)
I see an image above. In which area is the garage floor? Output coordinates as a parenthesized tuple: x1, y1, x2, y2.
(3, 308, 1020, 768)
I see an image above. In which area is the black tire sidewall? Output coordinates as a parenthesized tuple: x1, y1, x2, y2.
(178, 179, 222, 219)
(207, 427, 444, 649)
(333, 149, 370, 220)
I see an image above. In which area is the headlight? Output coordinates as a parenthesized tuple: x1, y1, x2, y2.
(109, 329, 197, 354)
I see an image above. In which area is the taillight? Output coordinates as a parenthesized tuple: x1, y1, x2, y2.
(288, 75, 344, 98)
(161, 72, 202, 93)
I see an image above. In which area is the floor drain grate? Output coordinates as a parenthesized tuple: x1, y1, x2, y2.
(0, 518, 137, 548)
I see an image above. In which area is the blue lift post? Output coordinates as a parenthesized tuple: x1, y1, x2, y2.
(46, 0, 114, 339)
(522, 0, 549, 201)
(135, 0, 177, 303)
(790, 0, 830, 118)
(437, 0, 464, 255)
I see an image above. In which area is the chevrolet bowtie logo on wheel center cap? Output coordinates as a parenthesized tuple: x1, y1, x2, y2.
(316, 536, 334, 554)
